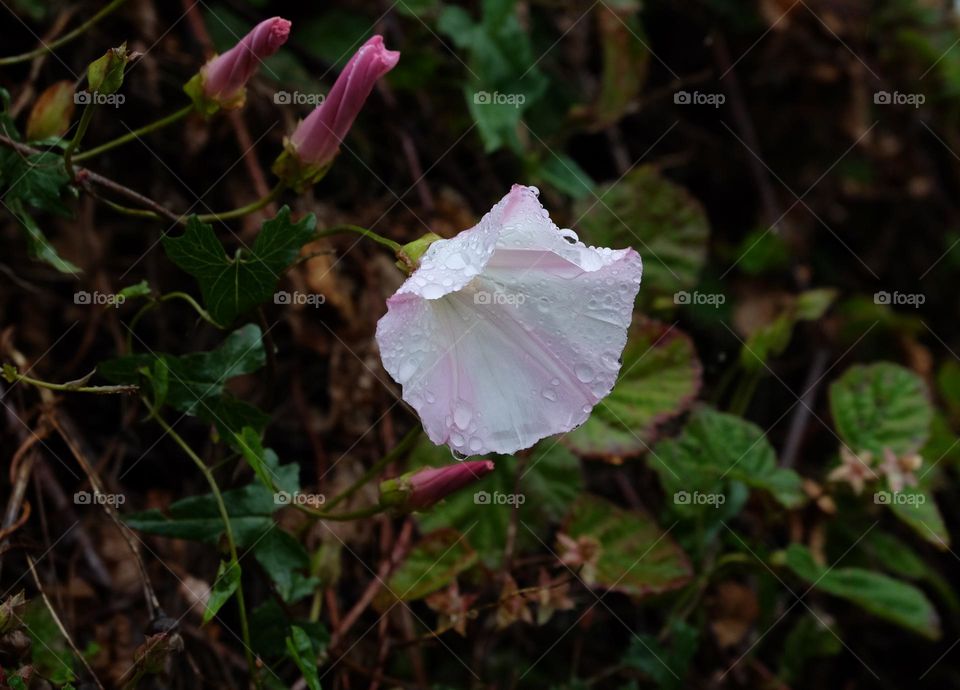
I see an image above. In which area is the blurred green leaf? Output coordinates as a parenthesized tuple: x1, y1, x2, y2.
(22, 599, 76, 684)
(203, 560, 241, 624)
(782, 543, 940, 639)
(575, 166, 709, 310)
(651, 407, 804, 511)
(564, 494, 692, 597)
(286, 625, 322, 690)
(376, 529, 478, 608)
(740, 288, 836, 371)
(163, 207, 317, 326)
(621, 619, 697, 690)
(829, 362, 933, 455)
(779, 612, 841, 684)
(565, 320, 702, 460)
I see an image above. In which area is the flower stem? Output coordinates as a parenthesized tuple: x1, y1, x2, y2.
(195, 184, 283, 223)
(64, 104, 95, 180)
(0, 0, 130, 66)
(315, 224, 403, 253)
(145, 403, 259, 688)
(2, 365, 137, 395)
(72, 105, 193, 162)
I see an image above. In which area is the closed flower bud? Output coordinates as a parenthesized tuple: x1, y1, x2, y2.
(379, 460, 494, 513)
(187, 17, 291, 112)
(273, 35, 399, 190)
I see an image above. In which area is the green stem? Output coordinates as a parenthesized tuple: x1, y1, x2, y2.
(73, 105, 192, 162)
(2, 366, 137, 395)
(0, 0, 129, 66)
(195, 184, 283, 223)
(64, 104, 95, 179)
(145, 403, 259, 688)
(728, 368, 761, 416)
(321, 426, 421, 513)
(315, 224, 403, 253)
(126, 291, 221, 352)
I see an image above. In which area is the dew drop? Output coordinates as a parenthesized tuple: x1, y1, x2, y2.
(422, 283, 445, 299)
(541, 387, 558, 401)
(453, 401, 473, 429)
(575, 364, 595, 383)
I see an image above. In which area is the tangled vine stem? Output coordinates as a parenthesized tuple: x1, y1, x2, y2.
(2, 365, 138, 395)
(72, 105, 193, 162)
(0, 0, 129, 66)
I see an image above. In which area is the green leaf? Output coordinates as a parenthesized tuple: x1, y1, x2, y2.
(782, 543, 940, 639)
(650, 407, 804, 511)
(411, 440, 582, 567)
(251, 598, 328, 660)
(886, 485, 950, 549)
(203, 560, 241, 624)
(574, 166, 709, 310)
(829, 362, 933, 455)
(163, 207, 317, 325)
(621, 619, 697, 690)
(564, 495, 692, 598)
(100, 324, 267, 440)
(740, 289, 837, 371)
(592, 3, 648, 129)
(254, 529, 320, 603)
(125, 482, 276, 546)
(564, 321, 702, 460)
(118, 279, 152, 300)
(22, 599, 76, 684)
(528, 152, 595, 200)
(375, 529, 477, 609)
(779, 612, 841, 685)
(286, 626, 322, 690)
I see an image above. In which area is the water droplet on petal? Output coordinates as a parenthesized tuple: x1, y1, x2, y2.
(541, 387, 558, 401)
(575, 364, 595, 383)
(422, 283, 445, 299)
(453, 401, 473, 429)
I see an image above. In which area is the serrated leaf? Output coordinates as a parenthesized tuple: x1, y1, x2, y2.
(574, 166, 708, 309)
(163, 207, 317, 325)
(375, 529, 477, 609)
(829, 362, 933, 455)
(564, 495, 692, 597)
(564, 320, 702, 460)
(203, 560, 241, 624)
(650, 407, 804, 510)
(783, 543, 940, 639)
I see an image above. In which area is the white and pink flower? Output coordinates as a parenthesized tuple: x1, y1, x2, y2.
(376, 185, 643, 455)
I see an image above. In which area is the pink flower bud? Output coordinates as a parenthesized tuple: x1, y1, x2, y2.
(202, 17, 291, 103)
(379, 460, 494, 512)
(289, 35, 400, 167)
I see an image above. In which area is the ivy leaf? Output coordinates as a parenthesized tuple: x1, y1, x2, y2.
(829, 362, 933, 456)
(375, 529, 478, 609)
(563, 495, 692, 598)
(650, 407, 804, 511)
(782, 543, 940, 639)
(574, 166, 709, 310)
(251, 599, 328, 661)
(203, 560, 241, 624)
(253, 529, 321, 603)
(163, 207, 317, 325)
(100, 324, 268, 440)
(564, 320, 702, 461)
